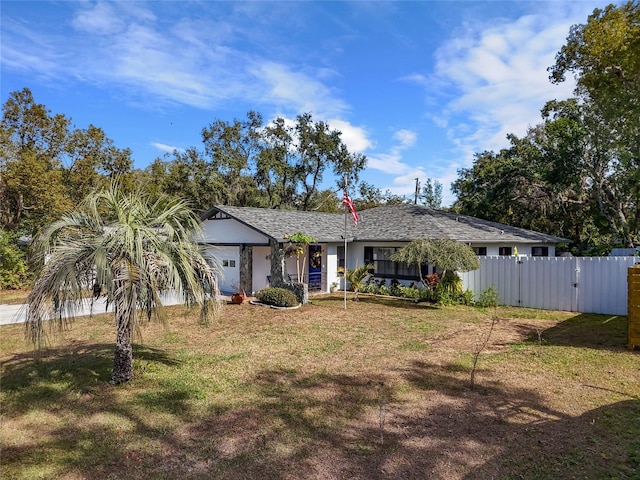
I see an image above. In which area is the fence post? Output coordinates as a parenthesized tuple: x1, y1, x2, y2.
(572, 257, 580, 312)
(628, 265, 640, 351)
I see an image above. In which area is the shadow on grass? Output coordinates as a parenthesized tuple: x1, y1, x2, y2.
(1, 342, 180, 413)
(1, 342, 200, 479)
(2, 353, 638, 479)
(49, 363, 632, 480)
(536, 313, 629, 350)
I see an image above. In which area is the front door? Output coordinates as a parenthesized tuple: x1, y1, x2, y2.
(308, 245, 322, 290)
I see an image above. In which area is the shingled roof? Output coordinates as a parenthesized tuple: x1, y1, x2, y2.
(201, 204, 566, 244)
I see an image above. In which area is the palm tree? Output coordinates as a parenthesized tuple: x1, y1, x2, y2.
(345, 263, 374, 301)
(26, 182, 222, 384)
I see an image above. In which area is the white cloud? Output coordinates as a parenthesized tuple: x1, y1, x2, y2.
(72, 2, 126, 35)
(4, 3, 349, 118)
(366, 128, 418, 175)
(393, 129, 416, 148)
(327, 119, 372, 153)
(0, 19, 67, 78)
(400, 73, 429, 87)
(253, 62, 347, 119)
(430, 3, 597, 163)
(367, 152, 409, 175)
(151, 142, 184, 153)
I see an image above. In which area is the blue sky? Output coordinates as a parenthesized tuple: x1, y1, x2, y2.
(1, 1, 604, 205)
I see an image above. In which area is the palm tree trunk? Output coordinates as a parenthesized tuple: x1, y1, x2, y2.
(111, 313, 133, 384)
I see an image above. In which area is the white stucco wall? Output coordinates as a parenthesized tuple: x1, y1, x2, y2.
(201, 217, 269, 244)
(341, 241, 558, 286)
(203, 245, 239, 293)
(250, 245, 318, 294)
(200, 216, 559, 294)
(252, 246, 271, 294)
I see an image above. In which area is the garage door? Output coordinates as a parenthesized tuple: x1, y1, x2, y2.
(204, 246, 239, 294)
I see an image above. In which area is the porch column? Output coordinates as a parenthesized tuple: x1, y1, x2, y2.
(239, 244, 252, 293)
(269, 239, 286, 284)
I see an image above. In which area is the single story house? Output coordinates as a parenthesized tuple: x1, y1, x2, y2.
(199, 204, 567, 295)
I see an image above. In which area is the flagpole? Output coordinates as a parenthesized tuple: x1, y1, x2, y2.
(343, 176, 348, 311)
(342, 176, 359, 311)
(344, 197, 348, 311)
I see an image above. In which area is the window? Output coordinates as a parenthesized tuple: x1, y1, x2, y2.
(473, 247, 487, 256)
(222, 259, 236, 267)
(499, 247, 512, 256)
(364, 246, 422, 279)
(337, 246, 345, 277)
(531, 246, 549, 257)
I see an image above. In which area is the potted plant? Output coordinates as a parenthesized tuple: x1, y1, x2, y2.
(230, 283, 246, 304)
(230, 291, 245, 304)
(330, 282, 338, 293)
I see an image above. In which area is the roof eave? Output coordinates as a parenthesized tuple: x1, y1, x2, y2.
(201, 205, 279, 242)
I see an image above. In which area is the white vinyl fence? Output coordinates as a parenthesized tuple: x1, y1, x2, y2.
(460, 256, 640, 315)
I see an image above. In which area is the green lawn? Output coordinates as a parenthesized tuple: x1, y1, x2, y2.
(1, 296, 638, 479)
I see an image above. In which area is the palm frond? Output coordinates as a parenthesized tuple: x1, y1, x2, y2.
(26, 181, 223, 349)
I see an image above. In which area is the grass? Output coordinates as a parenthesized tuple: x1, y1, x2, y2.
(0, 288, 29, 305)
(1, 295, 639, 479)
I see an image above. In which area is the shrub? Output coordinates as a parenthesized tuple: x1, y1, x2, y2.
(439, 271, 463, 296)
(418, 287, 433, 302)
(0, 231, 28, 289)
(256, 287, 299, 307)
(458, 289, 475, 306)
(398, 285, 421, 299)
(346, 264, 374, 300)
(435, 289, 457, 306)
(389, 278, 401, 296)
(476, 285, 500, 308)
(360, 282, 377, 294)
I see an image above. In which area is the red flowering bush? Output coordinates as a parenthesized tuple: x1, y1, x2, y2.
(424, 273, 439, 287)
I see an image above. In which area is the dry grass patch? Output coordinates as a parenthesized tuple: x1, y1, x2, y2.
(0, 288, 29, 305)
(1, 295, 638, 479)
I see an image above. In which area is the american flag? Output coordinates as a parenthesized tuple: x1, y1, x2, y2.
(342, 192, 358, 226)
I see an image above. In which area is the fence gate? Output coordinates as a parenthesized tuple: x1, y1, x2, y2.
(629, 265, 640, 350)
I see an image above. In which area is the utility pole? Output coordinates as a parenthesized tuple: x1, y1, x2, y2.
(414, 177, 420, 204)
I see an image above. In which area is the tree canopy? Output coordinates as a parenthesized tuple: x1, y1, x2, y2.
(0, 88, 133, 235)
(391, 239, 480, 288)
(1, 91, 369, 242)
(0, 89, 374, 288)
(549, 1, 640, 134)
(149, 111, 367, 213)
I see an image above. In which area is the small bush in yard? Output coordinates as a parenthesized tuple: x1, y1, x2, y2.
(458, 289, 475, 306)
(476, 285, 500, 308)
(257, 287, 299, 307)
